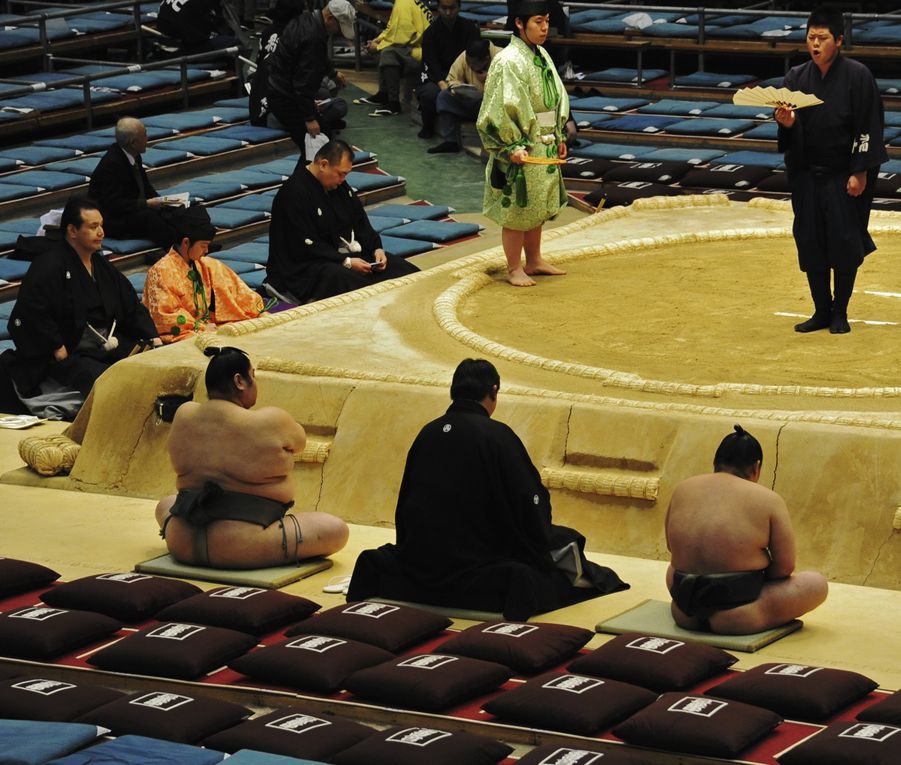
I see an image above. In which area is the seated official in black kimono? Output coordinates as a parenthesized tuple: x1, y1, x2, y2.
(266, 139, 419, 304)
(6, 196, 161, 403)
(348, 359, 629, 620)
(87, 117, 181, 250)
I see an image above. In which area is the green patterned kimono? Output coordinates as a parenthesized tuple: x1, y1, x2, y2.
(476, 35, 569, 230)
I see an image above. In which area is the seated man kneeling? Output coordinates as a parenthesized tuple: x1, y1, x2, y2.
(349, 358, 628, 619)
(665, 425, 828, 634)
(156, 346, 349, 568)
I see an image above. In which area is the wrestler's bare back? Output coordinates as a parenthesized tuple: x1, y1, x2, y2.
(665, 473, 795, 579)
(168, 399, 306, 504)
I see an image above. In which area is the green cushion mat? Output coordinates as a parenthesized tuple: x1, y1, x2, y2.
(596, 599, 802, 653)
(135, 554, 332, 589)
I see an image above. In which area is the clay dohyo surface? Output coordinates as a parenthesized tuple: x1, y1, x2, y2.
(461, 234, 901, 390)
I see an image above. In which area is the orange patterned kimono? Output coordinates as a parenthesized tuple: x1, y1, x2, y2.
(142, 249, 265, 343)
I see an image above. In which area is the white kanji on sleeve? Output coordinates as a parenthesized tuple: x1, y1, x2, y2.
(853, 133, 870, 153)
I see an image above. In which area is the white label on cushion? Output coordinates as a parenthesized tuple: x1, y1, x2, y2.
(265, 714, 331, 734)
(838, 724, 899, 742)
(765, 664, 822, 678)
(13, 679, 76, 695)
(542, 675, 604, 694)
(386, 728, 452, 746)
(482, 623, 539, 638)
(668, 696, 727, 717)
(147, 623, 205, 640)
(210, 586, 264, 599)
(286, 636, 346, 652)
(96, 573, 152, 583)
(130, 692, 193, 711)
(712, 165, 744, 173)
(537, 748, 605, 765)
(342, 603, 399, 618)
(10, 606, 67, 621)
(397, 655, 458, 670)
(626, 636, 684, 654)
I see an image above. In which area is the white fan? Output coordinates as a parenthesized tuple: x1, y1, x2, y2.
(732, 86, 823, 110)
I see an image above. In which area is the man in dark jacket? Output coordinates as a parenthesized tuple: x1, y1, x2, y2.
(265, 0, 356, 156)
(7, 196, 160, 399)
(266, 139, 418, 303)
(414, 0, 479, 139)
(87, 117, 180, 250)
(348, 359, 629, 620)
(157, 0, 239, 53)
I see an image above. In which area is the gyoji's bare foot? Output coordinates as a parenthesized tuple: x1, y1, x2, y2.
(525, 260, 566, 276)
(507, 268, 536, 287)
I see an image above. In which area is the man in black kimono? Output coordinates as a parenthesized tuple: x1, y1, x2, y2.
(414, 0, 479, 140)
(266, 139, 418, 304)
(157, 0, 239, 54)
(87, 117, 181, 250)
(348, 359, 629, 620)
(776, 6, 887, 335)
(7, 196, 161, 399)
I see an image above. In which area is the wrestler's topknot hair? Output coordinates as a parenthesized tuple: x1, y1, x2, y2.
(713, 424, 763, 478)
(204, 346, 252, 399)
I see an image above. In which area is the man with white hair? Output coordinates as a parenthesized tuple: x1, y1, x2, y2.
(265, 0, 357, 157)
(87, 117, 180, 249)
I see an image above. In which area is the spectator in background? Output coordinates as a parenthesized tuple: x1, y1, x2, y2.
(414, 0, 479, 139)
(265, 0, 356, 157)
(359, 0, 431, 117)
(428, 39, 498, 153)
(88, 117, 183, 250)
(157, 0, 240, 54)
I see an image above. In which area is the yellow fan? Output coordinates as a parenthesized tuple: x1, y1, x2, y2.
(732, 86, 823, 110)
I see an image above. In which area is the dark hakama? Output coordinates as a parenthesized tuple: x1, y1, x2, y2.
(348, 400, 629, 620)
(778, 55, 887, 272)
(267, 167, 418, 303)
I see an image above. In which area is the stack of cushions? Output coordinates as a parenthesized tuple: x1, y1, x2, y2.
(331, 725, 512, 765)
(706, 662, 879, 721)
(203, 709, 374, 760)
(0, 556, 59, 594)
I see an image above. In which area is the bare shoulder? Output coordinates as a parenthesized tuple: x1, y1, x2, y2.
(170, 401, 202, 431)
(250, 405, 298, 427)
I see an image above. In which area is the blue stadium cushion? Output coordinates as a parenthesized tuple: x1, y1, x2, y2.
(0, 183, 39, 202)
(48, 157, 102, 175)
(674, 71, 757, 88)
(241, 270, 267, 289)
(217, 258, 260, 275)
(0, 301, 16, 319)
(347, 172, 402, 192)
(571, 111, 613, 128)
(36, 134, 116, 153)
(207, 207, 268, 229)
(218, 194, 275, 213)
(67, 11, 132, 33)
(0, 259, 32, 281)
(885, 112, 901, 128)
(757, 76, 784, 88)
(2, 170, 86, 190)
(0, 30, 39, 50)
(704, 103, 773, 120)
(220, 242, 268, 264)
(0, 338, 14, 351)
(353, 150, 374, 164)
(154, 136, 247, 156)
(640, 22, 701, 38)
(0, 110, 26, 122)
(254, 158, 300, 177)
(570, 142, 657, 161)
(848, 24, 901, 45)
(0, 145, 82, 165)
(48, 734, 226, 764)
(878, 79, 901, 96)
(127, 273, 146, 293)
(140, 147, 190, 168)
(367, 203, 451, 220)
(191, 106, 252, 124)
(88, 125, 176, 141)
(0, 720, 105, 765)
(368, 215, 409, 233)
(380, 220, 481, 243)
(0, 219, 36, 235)
(880, 159, 901, 174)
(664, 118, 756, 136)
(227, 751, 331, 765)
(743, 123, 779, 140)
(159, 179, 245, 201)
(638, 99, 719, 116)
(568, 95, 649, 112)
(601, 115, 682, 134)
(887, 127, 901, 143)
(102, 238, 156, 255)
(0, 90, 86, 111)
(381, 235, 437, 257)
(586, 68, 668, 84)
(568, 9, 620, 25)
(712, 150, 784, 169)
(708, 15, 804, 39)
(213, 125, 287, 144)
(0, 156, 20, 172)
(204, 170, 281, 189)
(143, 112, 223, 132)
(214, 97, 252, 109)
(641, 147, 726, 164)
